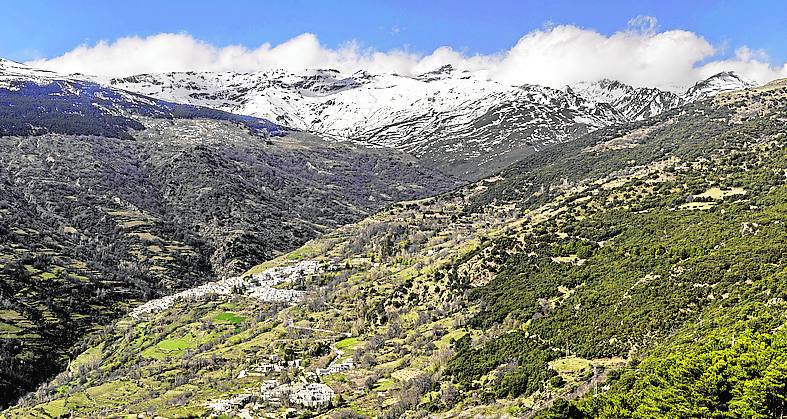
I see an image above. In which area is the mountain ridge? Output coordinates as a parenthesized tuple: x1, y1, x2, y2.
(4, 58, 757, 181)
(106, 66, 759, 179)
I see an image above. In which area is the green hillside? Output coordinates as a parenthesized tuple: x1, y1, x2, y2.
(5, 81, 787, 417)
(0, 117, 458, 407)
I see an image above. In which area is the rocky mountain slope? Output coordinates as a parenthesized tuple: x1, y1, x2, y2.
(8, 77, 785, 417)
(567, 78, 682, 120)
(0, 60, 459, 407)
(109, 66, 757, 179)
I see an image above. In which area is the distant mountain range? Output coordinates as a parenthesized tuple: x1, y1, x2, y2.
(107, 64, 757, 179)
(2, 57, 757, 181)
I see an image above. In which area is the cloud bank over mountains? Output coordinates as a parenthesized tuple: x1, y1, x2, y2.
(27, 17, 787, 91)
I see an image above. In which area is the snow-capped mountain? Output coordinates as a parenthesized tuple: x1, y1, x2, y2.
(566, 71, 757, 120)
(106, 65, 620, 179)
(567, 79, 682, 121)
(0, 58, 111, 100)
(3, 56, 760, 180)
(107, 65, 759, 179)
(0, 57, 86, 88)
(107, 65, 524, 140)
(683, 71, 758, 102)
(0, 58, 283, 138)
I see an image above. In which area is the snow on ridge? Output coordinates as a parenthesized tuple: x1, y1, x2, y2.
(568, 79, 633, 105)
(106, 67, 551, 145)
(107, 66, 707, 146)
(0, 58, 92, 89)
(3, 57, 764, 177)
(683, 71, 758, 102)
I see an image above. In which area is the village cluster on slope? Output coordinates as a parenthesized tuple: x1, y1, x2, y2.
(131, 261, 319, 318)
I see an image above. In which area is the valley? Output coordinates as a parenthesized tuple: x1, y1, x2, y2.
(4, 76, 785, 417)
(3, 4, 787, 417)
(0, 59, 459, 407)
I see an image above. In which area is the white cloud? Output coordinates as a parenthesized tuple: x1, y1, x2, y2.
(696, 47, 787, 83)
(25, 18, 787, 91)
(627, 15, 659, 35)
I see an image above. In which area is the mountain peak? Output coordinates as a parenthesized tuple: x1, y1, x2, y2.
(0, 57, 68, 89)
(684, 70, 758, 101)
(0, 57, 32, 74)
(568, 79, 635, 103)
(565, 78, 683, 121)
(702, 71, 757, 88)
(416, 64, 460, 81)
(430, 64, 455, 74)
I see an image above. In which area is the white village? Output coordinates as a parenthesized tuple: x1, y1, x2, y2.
(131, 261, 319, 319)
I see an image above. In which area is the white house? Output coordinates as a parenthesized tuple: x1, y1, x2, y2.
(290, 383, 334, 408)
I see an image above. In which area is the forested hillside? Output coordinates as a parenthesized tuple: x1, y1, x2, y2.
(8, 78, 785, 417)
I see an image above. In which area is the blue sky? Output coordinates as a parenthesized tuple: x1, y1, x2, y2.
(3, 0, 785, 63)
(5, 0, 786, 90)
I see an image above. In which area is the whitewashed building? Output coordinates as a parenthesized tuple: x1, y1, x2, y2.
(290, 383, 334, 408)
